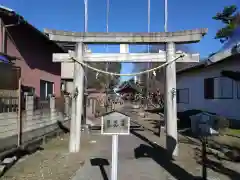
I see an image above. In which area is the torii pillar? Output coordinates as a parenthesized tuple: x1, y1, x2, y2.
(165, 42, 177, 155)
(69, 43, 85, 152)
(45, 29, 207, 156)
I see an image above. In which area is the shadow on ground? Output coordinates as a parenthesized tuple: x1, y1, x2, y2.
(180, 129, 240, 163)
(90, 158, 110, 180)
(180, 132, 240, 179)
(0, 144, 44, 177)
(57, 121, 70, 133)
(178, 129, 201, 146)
(131, 129, 203, 180)
(196, 155, 240, 180)
(1, 121, 71, 178)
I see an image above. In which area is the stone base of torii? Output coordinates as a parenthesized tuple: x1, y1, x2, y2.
(44, 29, 207, 157)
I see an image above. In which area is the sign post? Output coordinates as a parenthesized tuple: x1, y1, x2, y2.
(111, 134, 118, 180)
(198, 120, 219, 180)
(101, 111, 130, 180)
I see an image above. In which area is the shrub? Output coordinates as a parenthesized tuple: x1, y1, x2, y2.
(213, 116, 229, 135)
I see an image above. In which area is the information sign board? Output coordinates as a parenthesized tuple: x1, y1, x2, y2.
(101, 111, 130, 135)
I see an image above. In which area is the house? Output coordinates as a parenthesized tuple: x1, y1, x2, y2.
(44, 40, 91, 94)
(134, 45, 199, 94)
(176, 42, 240, 120)
(0, 6, 64, 98)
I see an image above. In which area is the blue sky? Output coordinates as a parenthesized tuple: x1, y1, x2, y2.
(1, 0, 239, 81)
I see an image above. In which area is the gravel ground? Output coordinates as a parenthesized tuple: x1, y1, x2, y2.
(2, 105, 240, 180)
(1, 132, 99, 180)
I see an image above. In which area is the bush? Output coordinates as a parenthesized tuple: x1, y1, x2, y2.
(213, 116, 229, 135)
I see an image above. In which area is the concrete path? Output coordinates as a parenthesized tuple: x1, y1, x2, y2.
(71, 132, 175, 180)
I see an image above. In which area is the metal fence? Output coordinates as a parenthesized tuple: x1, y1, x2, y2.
(0, 97, 18, 113)
(0, 94, 71, 154)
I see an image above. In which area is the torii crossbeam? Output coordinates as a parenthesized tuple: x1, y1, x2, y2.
(53, 51, 200, 63)
(45, 29, 207, 44)
(45, 28, 207, 156)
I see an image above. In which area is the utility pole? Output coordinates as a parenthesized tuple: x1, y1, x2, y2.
(84, 0, 88, 85)
(145, 0, 151, 110)
(83, 0, 88, 126)
(164, 0, 168, 32)
(105, 0, 110, 112)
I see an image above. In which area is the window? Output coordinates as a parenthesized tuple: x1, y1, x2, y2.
(204, 77, 233, 99)
(237, 82, 240, 99)
(204, 78, 214, 99)
(40, 80, 54, 100)
(121, 119, 125, 126)
(177, 88, 189, 104)
(21, 85, 35, 95)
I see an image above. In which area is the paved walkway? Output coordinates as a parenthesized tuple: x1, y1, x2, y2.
(71, 106, 239, 180)
(72, 132, 173, 180)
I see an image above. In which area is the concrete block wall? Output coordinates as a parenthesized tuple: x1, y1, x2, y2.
(0, 112, 18, 139)
(0, 94, 70, 153)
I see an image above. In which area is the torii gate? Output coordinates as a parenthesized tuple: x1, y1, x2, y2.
(45, 29, 207, 156)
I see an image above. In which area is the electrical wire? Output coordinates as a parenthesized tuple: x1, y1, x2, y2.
(70, 54, 184, 77)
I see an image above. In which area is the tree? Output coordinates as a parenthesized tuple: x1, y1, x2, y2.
(213, 116, 229, 135)
(213, 5, 240, 43)
(86, 62, 121, 91)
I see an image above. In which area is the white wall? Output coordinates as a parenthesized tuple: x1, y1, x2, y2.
(61, 80, 74, 94)
(66, 81, 74, 93)
(177, 59, 240, 120)
(61, 62, 74, 79)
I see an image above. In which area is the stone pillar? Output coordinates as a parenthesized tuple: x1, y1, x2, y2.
(82, 93, 87, 125)
(49, 95, 56, 123)
(92, 98, 96, 115)
(69, 93, 76, 152)
(69, 42, 85, 153)
(25, 93, 34, 125)
(112, 101, 115, 111)
(87, 98, 93, 116)
(164, 42, 178, 157)
(64, 95, 70, 117)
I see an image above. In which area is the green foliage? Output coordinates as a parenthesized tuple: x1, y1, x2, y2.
(213, 116, 229, 135)
(213, 5, 239, 43)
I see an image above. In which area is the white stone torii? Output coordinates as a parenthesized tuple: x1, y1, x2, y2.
(45, 29, 207, 156)
(52, 50, 200, 63)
